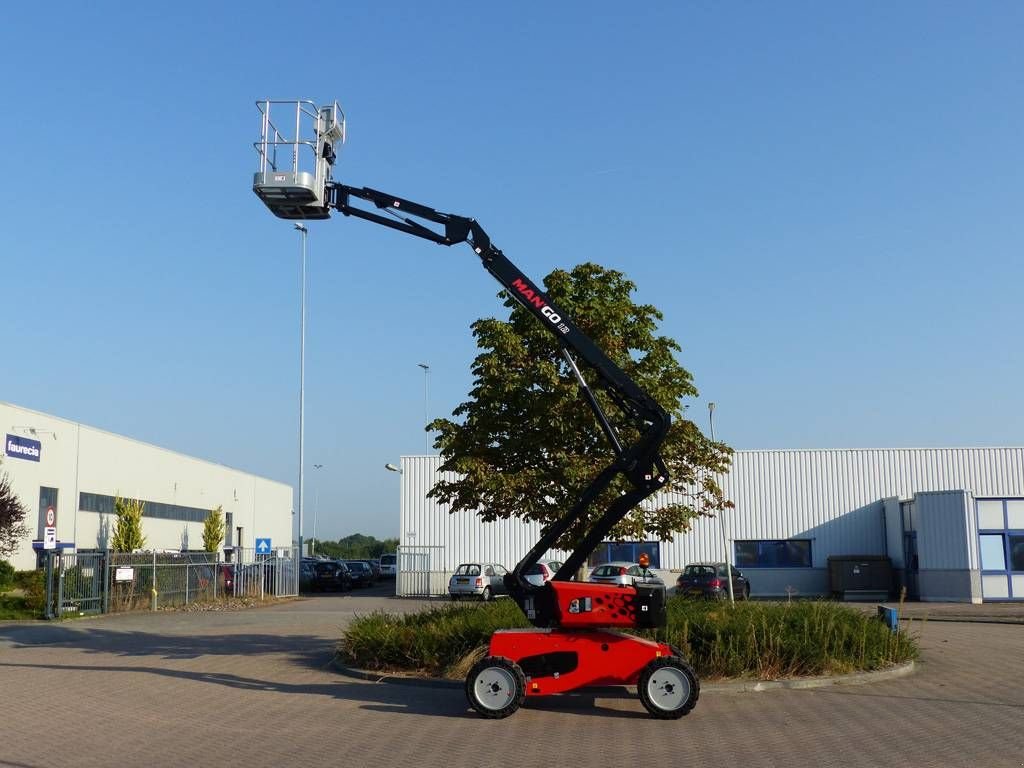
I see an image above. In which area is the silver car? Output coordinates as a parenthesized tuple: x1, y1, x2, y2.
(448, 562, 509, 601)
(587, 561, 665, 587)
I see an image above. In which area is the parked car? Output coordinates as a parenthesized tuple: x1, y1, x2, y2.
(311, 560, 353, 592)
(359, 559, 382, 581)
(523, 559, 564, 587)
(587, 561, 664, 587)
(300, 559, 318, 592)
(345, 560, 374, 588)
(675, 562, 750, 600)
(379, 552, 397, 577)
(448, 562, 509, 601)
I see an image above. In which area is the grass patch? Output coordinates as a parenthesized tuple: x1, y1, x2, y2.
(339, 596, 919, 680)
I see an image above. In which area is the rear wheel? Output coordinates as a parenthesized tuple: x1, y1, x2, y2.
(450, 593, 460, 601)
(638, 657, 699, 719)
(481, 586, 492, 602)
(466, 656, 525, 719)
(742, 584, 751, 601)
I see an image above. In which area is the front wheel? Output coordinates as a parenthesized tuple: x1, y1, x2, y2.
(466, 656, 525, 719)
(638, 657, 699, 719)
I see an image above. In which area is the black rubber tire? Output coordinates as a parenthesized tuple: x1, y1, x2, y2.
(450, 593, 460, 601)
(481, 586, 492, 602)
(638, 656, 700, 720)
(465, 656, 526, 719)
(742, 585, 751, 601)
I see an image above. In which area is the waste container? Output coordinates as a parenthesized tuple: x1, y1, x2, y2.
(827, 555, 892, 601)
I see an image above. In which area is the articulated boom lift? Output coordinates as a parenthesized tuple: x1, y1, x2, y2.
(253, 100, 699, 719)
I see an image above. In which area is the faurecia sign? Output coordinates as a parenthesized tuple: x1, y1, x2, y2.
(5, 434, 42, 462)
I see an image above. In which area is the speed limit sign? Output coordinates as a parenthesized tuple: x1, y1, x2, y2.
(45, 506, 55, 527)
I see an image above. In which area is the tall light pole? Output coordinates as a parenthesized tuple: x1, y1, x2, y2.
(295, 222, 308, 559)
(312, 463, 323, 556)
(417, 362, 430, 454)
(709, 402, 735, 604)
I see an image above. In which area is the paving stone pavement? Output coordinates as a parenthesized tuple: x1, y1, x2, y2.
(1, 587, 1022, 768)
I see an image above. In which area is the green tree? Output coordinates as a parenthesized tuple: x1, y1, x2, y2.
(0, 459, 29, 559)
(202, 505, 225, 554)
(110, 496, 147, 552)
(314, 534, 399, 559)
(428, 262, 733, 550)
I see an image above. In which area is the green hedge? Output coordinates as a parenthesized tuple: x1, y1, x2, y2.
(339, 597, 919, 680)
(0, 560, 15, 592)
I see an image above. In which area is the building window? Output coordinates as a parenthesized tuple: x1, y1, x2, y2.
(734, 539, 812, 568)
(588, 542, 661, 568)
(79, 492, 211, 523)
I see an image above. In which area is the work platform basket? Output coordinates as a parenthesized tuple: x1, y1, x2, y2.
(252, 99, 345, 220)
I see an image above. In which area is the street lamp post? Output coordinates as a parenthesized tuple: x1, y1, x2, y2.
(417, 362, 430, 454)
(709, 402, 735, 604)
(312, 463, 323, 555)
(295, 222, 308, 559)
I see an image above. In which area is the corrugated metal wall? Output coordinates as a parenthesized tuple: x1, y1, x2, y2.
(399, 447, 1024, 578)
(914, 491, 972, 570)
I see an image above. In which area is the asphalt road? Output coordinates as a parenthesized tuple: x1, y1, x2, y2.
(1, 586, 1022, 768)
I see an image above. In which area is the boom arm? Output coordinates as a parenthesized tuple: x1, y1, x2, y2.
(328, 183, 670, 601)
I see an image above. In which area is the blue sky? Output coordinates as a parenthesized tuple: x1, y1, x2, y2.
(2, 3, 1022, 541)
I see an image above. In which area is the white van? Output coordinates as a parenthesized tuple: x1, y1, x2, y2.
(379, 552, 397, 577)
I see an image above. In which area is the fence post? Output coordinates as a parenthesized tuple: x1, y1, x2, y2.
(44, 553, 54, 619)
(185, 562, 190, 606)
(57, 553, 65, 618)
(102, 551, 110, 614)
(151, 551, 157, 611)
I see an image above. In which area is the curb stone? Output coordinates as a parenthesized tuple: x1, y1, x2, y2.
(331, 657, 916, 693)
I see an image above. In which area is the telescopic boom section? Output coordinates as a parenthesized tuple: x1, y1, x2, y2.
(328, 184, 670, 621)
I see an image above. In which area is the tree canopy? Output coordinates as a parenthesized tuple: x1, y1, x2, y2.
(202, 506, 225, 553)
(428, 262, 733, 550)
(111, 496, 147, 552)
(313, 533, 398, 560)
(0, 459, 29, 559)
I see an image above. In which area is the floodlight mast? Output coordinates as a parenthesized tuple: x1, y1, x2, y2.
(252, 101, 700, 721)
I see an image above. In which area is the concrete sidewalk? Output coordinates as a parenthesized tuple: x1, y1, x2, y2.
(874, 600, 1024, 623)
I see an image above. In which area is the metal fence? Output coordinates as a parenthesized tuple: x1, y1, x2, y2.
(43, 547, 299, 618)
(396, 545, 446, 596)
(44, 551, 105, 618)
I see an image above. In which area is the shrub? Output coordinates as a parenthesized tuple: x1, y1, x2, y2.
(339, 596, 919, 680)
(0, 560, 15, 592)
(13, 569, 46, 616)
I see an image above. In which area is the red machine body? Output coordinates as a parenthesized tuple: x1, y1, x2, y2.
(489, 628, 673, 695)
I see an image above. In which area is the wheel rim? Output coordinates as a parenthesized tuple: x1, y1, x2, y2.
(472, 666, 517, 711)
(646, 665, 691, 712)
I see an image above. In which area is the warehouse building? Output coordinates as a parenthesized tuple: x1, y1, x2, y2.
(394, 448, 1024, 602)
(1, 402, 293, 571)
